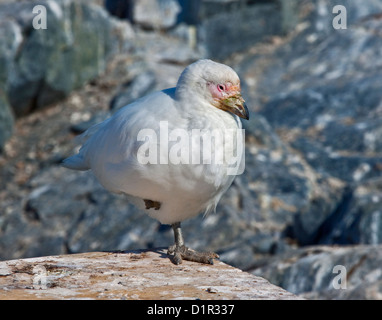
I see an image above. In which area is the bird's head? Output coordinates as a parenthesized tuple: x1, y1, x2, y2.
(176, 59, 249, 120)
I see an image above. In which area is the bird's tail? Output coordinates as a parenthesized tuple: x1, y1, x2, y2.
(61, 154, 89, 171)
(62, 118, 109, 171)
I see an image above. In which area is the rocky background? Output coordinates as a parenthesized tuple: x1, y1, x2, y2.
(1, 0, 382, 299)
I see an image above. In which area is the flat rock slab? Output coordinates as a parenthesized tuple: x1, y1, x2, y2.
(0, 249, 299, 300)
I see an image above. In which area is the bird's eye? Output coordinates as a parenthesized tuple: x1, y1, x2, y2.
(217, 84, 225, 92)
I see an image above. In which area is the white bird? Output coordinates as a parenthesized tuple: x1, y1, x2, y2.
(63, 59, 249, 264)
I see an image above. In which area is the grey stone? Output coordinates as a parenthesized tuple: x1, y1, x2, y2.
(251, 245, 382, 299)
(0, 19, 20, 150)
(199, 3, 283, 60)
(238, 0, 382, 247)
(0, 93, 14, 152)
(317, 179, 382, 246)
(0, 0, 133, 117)
(133, 0, 181, 30)
(261, 79, 382, 183)
(0, 250, 301, 300)
(110, 70, 156, 112)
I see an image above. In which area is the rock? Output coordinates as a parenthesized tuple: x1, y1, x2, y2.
(317, 178, 382, 246)
(105, 0, 134, 21)
(197, 0, 303, 60)
(251, 245, 382, 299)
(235, 114, 345, 250)
(199, 3, 283, 60)
(0, 18, 20, 151)
(0, 167, 152, 259)
(237, 0, 382, 246)
(261, 79, 382, 184)
(110, 70, 156, 111)
(0, 0, 133, 117)
(199, 0, 245, 21)
(0, 249, 300, 300)
(0, 93, 14, 152)
(297, 0, 382, 41)
(177, 0, 201, 25)
(132, 0, 181, 30)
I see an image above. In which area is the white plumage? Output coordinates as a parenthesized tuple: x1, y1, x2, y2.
(63, 59, 249, 264)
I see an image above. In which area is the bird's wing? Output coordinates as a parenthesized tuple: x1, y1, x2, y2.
(62, 88, 181, 189)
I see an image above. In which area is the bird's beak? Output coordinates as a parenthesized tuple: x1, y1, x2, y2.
(217, 93, 249, 120)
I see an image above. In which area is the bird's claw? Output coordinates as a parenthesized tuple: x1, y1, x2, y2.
(167, 245, 219, 265)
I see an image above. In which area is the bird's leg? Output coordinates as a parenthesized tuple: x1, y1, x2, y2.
(167, 222, 185, 265)
(167, 222, 219, 265)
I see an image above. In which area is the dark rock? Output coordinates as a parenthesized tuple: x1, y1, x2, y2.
(0, 167, 151, 259)
(316, 179, 382, 246)
(0, 0, 133, 117)
(105, 0, 134, 21)
(238, 0, 382, 247)
(261, 79, 382, 183)
(177, 0, 201, 25)
(0, 18, 20, 151)
(251, 245, 382, 299)
(243, 114, 345, 247)
(199, 0, 247, 20)
(0, 93, 14, 152)
(199, 3, 283, 60)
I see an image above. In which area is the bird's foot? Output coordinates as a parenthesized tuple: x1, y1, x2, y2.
(167, 244, 219, 265)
